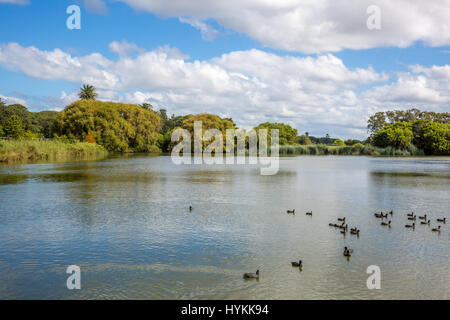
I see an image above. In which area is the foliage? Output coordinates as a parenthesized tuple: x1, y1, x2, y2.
(254, 122, 297, 145)
(3, 114, 24, 138)
(139, 103, 153, 110)
(0, 103, 58, 138)
(368, 108, 449, 134)
(296, 135, 312, 145)
(84, 134, 96, 144)
(78, 84, 98, 100)
(0, 125, 3, 137)
(53, 100, 162, 152)
(333, 139, 345, 146)
(372, 122, 414, 149)
(277, 143, 424, 157)
(417, 122, 450, 155)
(0, 139, 108, 163)
(344, 139, 362, 146)
(177, 113, 236, 151)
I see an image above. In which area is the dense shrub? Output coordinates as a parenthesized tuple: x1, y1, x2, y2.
(54, 100, 162, 153)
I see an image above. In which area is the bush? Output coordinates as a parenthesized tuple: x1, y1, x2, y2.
(418, 122, 450, 155)
(54, 100, 162, 153)
(373, 122, 414, 149)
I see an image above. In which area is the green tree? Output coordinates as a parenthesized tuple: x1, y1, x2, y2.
(373, 122, 413, 149)
(0, 98, 5, 108)
(0, 125, 4, 137)
(296, 135, 312, 145)
(54, 100, 162, 152)
(333, 139, 345, 146)
(3, 114, 25, 138)
(254, 122, 298, 145)
(139, 103, 153, 111)
(418, 122, 450, 155)
(78, 84, 98, 100)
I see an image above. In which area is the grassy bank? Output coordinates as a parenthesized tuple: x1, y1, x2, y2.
(0, 139, 108, 163)
(277, 143, 425, 156)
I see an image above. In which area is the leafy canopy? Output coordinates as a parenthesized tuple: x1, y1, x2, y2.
(54, 100, 162, 152)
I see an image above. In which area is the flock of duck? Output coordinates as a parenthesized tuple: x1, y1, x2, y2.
(240, 208, 446, 280)
(374, 210, 445, 232)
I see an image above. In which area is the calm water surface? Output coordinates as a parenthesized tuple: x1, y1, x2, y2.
(0, 156, 448, 299)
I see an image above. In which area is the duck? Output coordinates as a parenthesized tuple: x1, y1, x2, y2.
(287, 209, 295, 214)
(339, 223, 348, 231)
(405, 223, 415, 229)
(340, 230, 347, 235)
(329, 223, 340, 227)
(437, 218, 446, 223)
(343, 247, 353, 257)
(381, 220, 391, 227)
(306, 211, 313, 216)
(418, 214, 427, 220)
(407, 212, 414, 217)
(408, 215, 416, 221)
(389, 210, 394, 216)
(337, 217, 346, 222)
(420, 220, 431, 225)
(243, 270, 259, 279)
(189, 206, 193, 212)
(350, 229, 360, 235)
(291, 260, 302, 267)
(432, 226, 441, 232)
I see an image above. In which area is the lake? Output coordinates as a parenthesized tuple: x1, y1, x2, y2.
(0, 155, 448, 299)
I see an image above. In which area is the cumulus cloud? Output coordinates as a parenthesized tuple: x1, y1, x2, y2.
(0, 42, 448, 138)
(0, 93, 27, 105)
(119, 0, 450, 53)
(109, 40, 145, 57)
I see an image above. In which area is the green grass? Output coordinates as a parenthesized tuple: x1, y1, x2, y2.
(0, 139, 108, 163)
(276, 143, 425, 156)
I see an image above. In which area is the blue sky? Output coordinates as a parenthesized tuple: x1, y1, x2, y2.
(0, 0, 449, 139)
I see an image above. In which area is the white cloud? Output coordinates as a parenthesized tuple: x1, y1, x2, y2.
(109, 40, 144, 57)
(0, 0, 29, 5)
(83, 0, 107, 15)
(0, 42, 448, 139)
(119, 0, 450, 53)
(179, 17, 220, 41)
(0, 93, 27, 105)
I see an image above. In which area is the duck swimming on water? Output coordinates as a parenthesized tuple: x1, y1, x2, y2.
(291, 260, 302, 267)
(243, 270, 259, 279)
(381, 220, 391, 227)
(343, 247, 353, 257)
(432, 226, 441, 232)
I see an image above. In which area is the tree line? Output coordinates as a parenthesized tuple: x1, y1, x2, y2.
(368, 109, 450, 155)
(1, 85, 448, 155)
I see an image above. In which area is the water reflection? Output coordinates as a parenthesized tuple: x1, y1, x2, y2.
(0, 156, 448, 299)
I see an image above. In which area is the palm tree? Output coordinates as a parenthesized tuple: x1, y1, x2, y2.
(78, 84, 98, 100)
